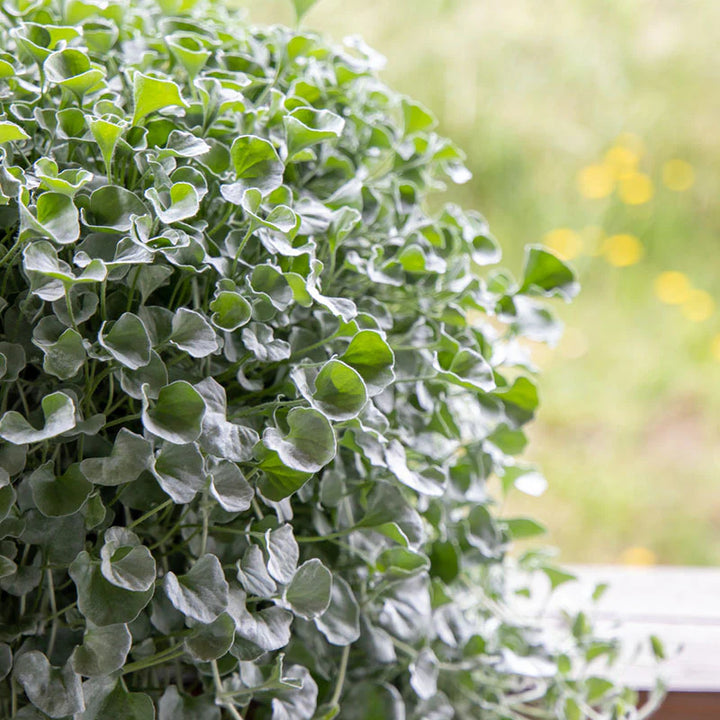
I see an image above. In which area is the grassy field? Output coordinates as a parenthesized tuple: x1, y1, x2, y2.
(240, 0, 720, 565)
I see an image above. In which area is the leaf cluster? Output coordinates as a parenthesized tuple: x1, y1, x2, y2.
(0, 0, 655, 718)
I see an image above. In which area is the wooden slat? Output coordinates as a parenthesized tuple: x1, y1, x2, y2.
(512, 564, 720, 691)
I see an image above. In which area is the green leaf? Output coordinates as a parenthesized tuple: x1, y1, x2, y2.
(20, 192, 81, 245)
(142, 380, 206, 444)
(81, 677, 155, 720)
(650, 634, 666, 661)
(209, 291, 252, 331)
(146, 182, 200, 224)
(541, 565, 577, 591)
(169, 308, 219, 358)
(209, 459, 253, 512)
(34, 158, 93, 197)
(377, 547, 430, 578)
(44, 48, 104, 98)
(262, 407, 336, 474)
(0, 120, 30, 143)
(236, 545, 278, 599)
(195, 377, 259, 462)
(37, 326, 85, 379)
(520, 245, 580, 301)
(227, 134, 284, 196)
(291, 0, 320, 23)
(83, 185, 148, 232)
(80, 429, 153, 487)
(266, 524, 299, 584)
(133, 72, 189, 125)
(164, 554, 229, 623)
(29, 461, 92, 517)
(152, 441, 205, 504)
(185, 613, 235, 661)
(283, 107, 344, 157)
(69, 551, 153, 625)
(99, 312, 152, 370)
(504, 517, 547, 540)
(158, 686, 221, 720)
(100, 527, 156, 592)
(71, 623, 132, 677)
(229, 590, 292, 659)
(88, 117, 125, 177)
(309, 359, 368, 421)
(285, 558, 332, 619)
(314, 575, 360, 646)
(0, 391, 75, 444)
(13, 652, 84, 718)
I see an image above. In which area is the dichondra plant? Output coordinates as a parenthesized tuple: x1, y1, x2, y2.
(0, 0, 660, 718)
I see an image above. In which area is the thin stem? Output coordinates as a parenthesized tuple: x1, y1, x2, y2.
(329, 644, 351, 707)
(122, 645, 186, 675)
(213, 660, 244, 720)
(103, 412, 141, 429)
(46, 569, 58, 658)
(128, 499, 174, 529)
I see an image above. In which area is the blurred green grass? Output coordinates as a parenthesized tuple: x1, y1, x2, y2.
(239, 0, 720, 565)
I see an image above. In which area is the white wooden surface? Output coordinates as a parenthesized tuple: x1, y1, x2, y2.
(513, 564, 720, 691)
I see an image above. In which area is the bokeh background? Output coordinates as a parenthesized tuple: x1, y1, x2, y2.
(239, 0, 720, 565)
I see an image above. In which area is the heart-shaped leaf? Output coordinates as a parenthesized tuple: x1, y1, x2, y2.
(152, 441, 205, 504)
(209, 459, 253, 512)
(29, 461, 92, 517)
(314, 575, 360, 646)
(341, 331, 395, 396)
(100, 527, 156, 592)
(0, 391, 75, 444)
(285, 558, 332, 620)
(142, 380, 206, 444)
(13, 652, 84, 718)
(133, 72, 189, 125)
(80, 428, 153, 487)
(71, 623, 132, 677)
(169, 308, 219, 358)
(99, 312, 152, 370)
(69, 551, 153, 626)
(164, 553, 229, 623)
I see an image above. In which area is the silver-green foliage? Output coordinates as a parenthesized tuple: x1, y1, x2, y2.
(0, 0, 652, 717)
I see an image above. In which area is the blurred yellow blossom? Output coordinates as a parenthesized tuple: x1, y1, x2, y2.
(620, 546, 657, 566)
(604, 145, 638, 178)
(602, 234, 644, 267)
(577, 164, 614, 199)
(543, 228, 582, 260)
(662, 159, 695, 191)
(654, 271, 692, 305)
(712, 335, 720, 362)
(681, 289, 715, 322)
(618, 172, 654, 205)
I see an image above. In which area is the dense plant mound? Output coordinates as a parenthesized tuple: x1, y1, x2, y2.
(0, 0, 657, 718)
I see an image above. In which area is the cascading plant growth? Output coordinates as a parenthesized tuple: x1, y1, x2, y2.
(0, 0, 661, 718)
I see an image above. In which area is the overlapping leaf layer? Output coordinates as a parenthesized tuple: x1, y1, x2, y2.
(0, 1, 652, 718)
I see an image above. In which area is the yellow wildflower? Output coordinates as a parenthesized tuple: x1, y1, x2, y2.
(543, 228, 582, 261)
(618, 172, 653, 205)
(654, 271, 692, 305)
(662, 159, 695, 192)
(602, 234, 644, 267)
(604, 145, 638, 178)
(577, 164, 614, 199)
(681, 289, 714, 322)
